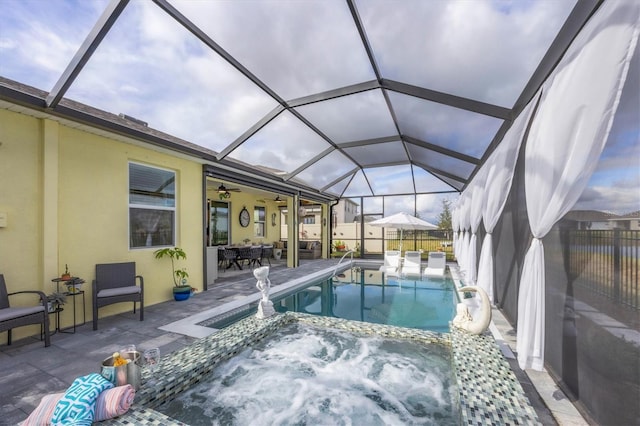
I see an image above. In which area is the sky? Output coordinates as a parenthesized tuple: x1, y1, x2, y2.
(1, 0, 636, 216)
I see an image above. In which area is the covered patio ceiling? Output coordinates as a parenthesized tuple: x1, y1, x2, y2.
(0, 0, 600, 200)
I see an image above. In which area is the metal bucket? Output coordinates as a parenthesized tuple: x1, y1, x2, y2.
(101, 350, 141, 390)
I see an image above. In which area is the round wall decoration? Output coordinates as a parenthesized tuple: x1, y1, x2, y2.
(239, 207, 250, 227)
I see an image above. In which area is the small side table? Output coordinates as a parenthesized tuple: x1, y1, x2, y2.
(51, 277, 86, 333)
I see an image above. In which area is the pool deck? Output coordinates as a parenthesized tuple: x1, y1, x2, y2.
(0, 258, 584, 425)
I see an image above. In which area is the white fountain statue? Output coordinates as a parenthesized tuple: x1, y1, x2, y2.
(452, 285, 492, 335)
(254, 266, 275, 319)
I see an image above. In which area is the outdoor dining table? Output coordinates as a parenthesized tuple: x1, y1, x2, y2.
(221, 246, 261, 270)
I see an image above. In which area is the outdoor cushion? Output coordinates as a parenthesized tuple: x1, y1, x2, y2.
(0, 306, 45, 322)
(96, 286, 141, 298)
(423, 252, 446, 277)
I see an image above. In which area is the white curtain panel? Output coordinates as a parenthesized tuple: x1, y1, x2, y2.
(466, 171, 486, 285)
(517, 0, 640, 371)
(452, 205, 460, 259)
(458, 195, 471, 272)
(476, 94, 540, 303)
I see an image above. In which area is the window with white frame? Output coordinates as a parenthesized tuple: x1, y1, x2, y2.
(254, 206, 265, 237)
(303, 215, 315, 224)
(129, 162, 176, 248)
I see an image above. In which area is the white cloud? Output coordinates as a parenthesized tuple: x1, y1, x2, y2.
(0, 0, 110, 89)
(574, 185, 640, 215)
(170, 0, 376, 100)
(357, 0, 576, 106)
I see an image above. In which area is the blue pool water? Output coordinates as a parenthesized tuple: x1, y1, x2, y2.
(207, 268, 458, 333)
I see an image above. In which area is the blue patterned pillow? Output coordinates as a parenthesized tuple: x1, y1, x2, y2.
(51, 373, 114, 425)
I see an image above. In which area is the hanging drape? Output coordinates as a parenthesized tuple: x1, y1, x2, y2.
(466, 171, 486, 285)
(458, 195, 470, 273)
(516, 0, 639, 371)
(476, 94, 539, 303)
(452, 204, 460, 261)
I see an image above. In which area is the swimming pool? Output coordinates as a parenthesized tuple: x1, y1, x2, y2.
(202, 268, 458, 333)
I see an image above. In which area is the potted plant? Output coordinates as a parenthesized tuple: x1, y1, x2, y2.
(66, 277, 85, 293)
(333, 240, 346, 251)
(46, 291, 67, 312)
(154, 247, 191, 301)
(61, 264, 71, 281)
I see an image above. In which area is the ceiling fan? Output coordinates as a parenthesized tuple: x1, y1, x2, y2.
(216, 183, 241, 199)
(217, 183, 241, 193)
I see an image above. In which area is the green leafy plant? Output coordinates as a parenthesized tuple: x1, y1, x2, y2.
(154, 247, 188, 287)
(47, 291, 67, 305)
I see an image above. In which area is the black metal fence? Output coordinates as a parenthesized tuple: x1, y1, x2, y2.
(385, 230, 454, 259)
(562, 229, 639, 309)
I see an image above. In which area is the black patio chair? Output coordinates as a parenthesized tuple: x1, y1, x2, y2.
(0, 274, 50, 347)
(222, 248, 241, 270)
(260, 245, 273, 266)
(237, 246, 252, 268)
(249, 246, 263, 268)
(92, 262, 143, 330)
(217, 246, 226, 269)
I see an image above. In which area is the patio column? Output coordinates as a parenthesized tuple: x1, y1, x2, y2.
(42, 119, 60, 286)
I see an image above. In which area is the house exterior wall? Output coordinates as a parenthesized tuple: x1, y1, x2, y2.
(0, 109, 43, 294)
(205, 188, 283, 246)
(0, 108, 204, 339)
(334, 199, 358, 223)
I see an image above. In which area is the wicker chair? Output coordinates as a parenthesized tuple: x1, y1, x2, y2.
(249, 246, 263, 268)
(222, 248, 240, 270)
(92, 262, 143, 330)
(237, 246, 252, 268)
(260, 245, 273, 266)
(0, 274, 50, 347)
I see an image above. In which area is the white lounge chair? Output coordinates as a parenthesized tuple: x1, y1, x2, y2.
(379, 250, 401, 276)
(423, 251, 446, 277)
(402, 251, 422, 277)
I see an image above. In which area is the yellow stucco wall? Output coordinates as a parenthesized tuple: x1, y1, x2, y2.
(0, 109, 43, 289)
(1, 108, 203, 340)
(205, 187, 282, 246)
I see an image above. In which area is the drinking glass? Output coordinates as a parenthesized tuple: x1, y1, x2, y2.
(120, 344, 136, 355)
(144, 348, 160, 373)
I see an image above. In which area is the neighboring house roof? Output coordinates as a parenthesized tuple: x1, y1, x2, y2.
(563, 210, 618, 222)
(609, 210, 640, 221)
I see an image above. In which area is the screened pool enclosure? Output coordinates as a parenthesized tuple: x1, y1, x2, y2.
(1, 1, 639, 425)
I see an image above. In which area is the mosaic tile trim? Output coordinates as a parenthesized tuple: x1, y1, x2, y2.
(99, 311, 539, 425)
(450, 326, 540, 425)
(197, 303, 255, 328)
(99, 406, 187, 425)
(294, 313, 448, 347)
